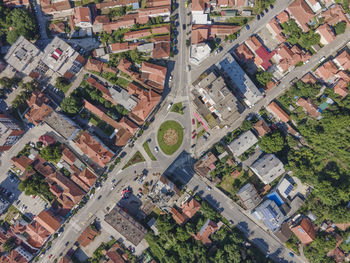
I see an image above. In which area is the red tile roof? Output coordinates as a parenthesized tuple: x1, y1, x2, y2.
(291, 217, 315, 244)
(322, 4, 350, 26)
(77, 225, 99, 247)
(277, 44, 311, 72)
(316, 23, 336, 44)
(254, 119, 271, 137)
(193, 220, 218, 246)
(334, 79, 349, 98)
(170, 207, 187, 225)
(334, 50, 350, 70)
(152, 42, 170, 58)
(71, 168, 97, 192)
(39, 135, 56, 147)
(267, 102, 290, 123)
(181, 199, 201, 219)
(11, 156, 33, 173)
(301, 72, 317, 84)
(26, 221, 51, 248)
(35, 210, 61, 234)
(296, 98, 320, 118)
(75, 131, 114, 168)
(287, 0, 315, 32)
(315, 60, 338, 81)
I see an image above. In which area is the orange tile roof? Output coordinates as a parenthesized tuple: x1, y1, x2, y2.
(35, 210, 61, 234)
(301, 72, 317, 84)
(181, 199, 201, 219)
(46, 171, 85, 209)
(109, 42, 140, 53)
(277, 44, 311, 72)
(124, 29, 152, 41)
(25, 91, 52, 126)
(41, 0, 71, 13)
(235, 43, 254, 61)
(337, 70, 350, 82)
(93, 15, 110, 25)
(0, 249, 29, 263)
(146, 0, 170, 7)
(297, 98, 320, 118)
(77, 225, 99, 247)
(287, 0, 314, 32)
(62, 147, 76, 166)
(291, 217, 315, 244)
(71, 168, 97, 192)
(254, 119, 271, 137)
(85, 58, 104, 73)
(33, 154, 55, 177)
(192, 0, 205, 10)
(151, 34, 171, 42)
(86, 76, 111, 96)
(49, 22, 65, 35)
(11, 156, 33, 173)
(138, 5, 171, 17)
(246, 35, 262, 51)
(276, 11, 290, 24)
(267, 102, 290, 123)
(26, 221, 51, 248)
(193, 219, 218, 246)
(152, 42, 170, 58)
(151, 24, 170, 35)
(316, 23, 336, 44)
(191, 27, 209, 44)
(75, 131, 114, 168)
(267, 19, 286, 42)
(209, 24, 240, 36)
(334, 50, 350, 70)
(170, 207, 187, 225)
(315, 60, 338, 81)
(334, 79, 349, 98)
(322, 4, 350, 26)
(141, 61, 167, 85)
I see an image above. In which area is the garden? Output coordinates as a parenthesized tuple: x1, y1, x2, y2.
(157, 120, 184, 155)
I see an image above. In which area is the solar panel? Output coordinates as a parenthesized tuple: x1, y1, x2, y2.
(284, 185, 294, 196)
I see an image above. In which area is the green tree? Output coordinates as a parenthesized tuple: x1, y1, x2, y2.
(256, 71, 273, 86)
(3, 237, 16, 252)
(55, 77, 70, 92)
(40, 144, 62, 163)
(60, 96, 82, 115)
(259, 131, 285, 153)
(334, 21, 346, 35)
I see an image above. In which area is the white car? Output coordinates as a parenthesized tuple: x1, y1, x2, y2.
(169, 76, 173, 81)
(154, 147, 159, 153)
(167, 103, 173, 111)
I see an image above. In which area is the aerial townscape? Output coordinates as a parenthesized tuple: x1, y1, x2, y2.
(0, 0, 349, 262)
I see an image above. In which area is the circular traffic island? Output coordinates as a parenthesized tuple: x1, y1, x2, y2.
(157, 120, 184, 155)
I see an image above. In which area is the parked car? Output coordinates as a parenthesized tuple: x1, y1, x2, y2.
(167, 103, 173, 111)
(191, 144, 196, 148)
(260, 11, 264, 17)
(245, 24, 250, 30)
(154, 146, 159, 153)
(206, 186, 212, 191)
(192, 134, 196, 139)
(192, 118, 195, 125)
(257, 14, 260, 20)
(97, 195, 102, 200)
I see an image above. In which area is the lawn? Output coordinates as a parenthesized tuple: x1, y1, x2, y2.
(157, 120, 184, 155)
(123, 151, 145, 169)
(142, 141, 157, 161)
(116, 77, 131, 88)
(4, 205, 20, 223)
(170, 102, 184, 115)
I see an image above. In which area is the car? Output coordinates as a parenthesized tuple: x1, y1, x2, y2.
(169, 75, 173, 81)
(137, 193, 142, 198)
(167, 103, 173, 111)
(257, 14, 260, 20)
(65, 241, 70, 246)
(112, 179, 116, 183)
(97, 195, 102, 200)
(187, 65, 191, 71)
(192, 118, 195, 125)
(154, 146, 159, 153)
(16, 200, 20, 205)
(9, 193, 15, 199)
(191, 144, 196, 148)
(48, 254, 53, 259)
(58, 232, 62, 237)
(202, 135, 207, 140)
(229, 220, 234, 224)
(192, 134, 196, 139)
(111, 185, 116, 190)
(245, 24, 250, 30)
(183, 24, 186, 30)
(206, 186, 212, 191)
(260, 11, 264, 17)
(265, 8, 268, 13)
(289, 252, 294, 258)
(192, 130, 196, 134)
(270, 4, 274, 8)
(206, 132, 210, 137)
(265, 252, 270, 258)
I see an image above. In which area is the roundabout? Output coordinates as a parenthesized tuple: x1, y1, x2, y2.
(157, 120, 184, 155)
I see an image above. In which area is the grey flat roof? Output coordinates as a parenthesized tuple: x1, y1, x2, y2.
(44, 111, 80, 140)
(227, 130, 258, 157)
(250, 154, 285, 185)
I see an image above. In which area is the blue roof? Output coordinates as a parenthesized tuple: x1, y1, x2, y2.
(267, 191, 284, 206)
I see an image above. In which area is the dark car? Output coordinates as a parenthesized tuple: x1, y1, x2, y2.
(65, 241, 69, 246)
(257, 14, 260, 20)
(270, 4, 274, 9)
(183, 24, 186, 30)
(97, 195, 102, 200)
(260, 11, 264, 17)
(265, 8, 268, 13)
(245, 24, 250, 30)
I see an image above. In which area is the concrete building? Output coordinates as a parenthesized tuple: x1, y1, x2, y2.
(109, 86, 139, 111)
(250, 154, 285, 185)
(253, 199, 286, 231)
(0, 113, 24, 154)
(216, 53, 262, 107)
(227, 130, 258, 157)
(237, 183, 261, 210)
(190, 43, 211, 65)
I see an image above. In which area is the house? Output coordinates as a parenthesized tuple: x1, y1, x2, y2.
(253, 199, 286, 231)
(194, 152, 218, 177)
(0, 246, 33, 263)
(11, 156, 33, 173)
(124, 29, 152, 41)
(333, 50, 350, 70)
(245, 35, 275, 70)
(291, 217, 315, 244)
(75, 131, 114, 168)
(191, 25, 239, 44)
(2, 0, 29, 7)
(276, 11, 290, 24)
(191, 0, 210, 24)
(333, 79, 349, 98)
(137, 5, 171, 24)
(46, 171, 85, 209)
(227, 130, 258, 157)
(216, 53, 263, 107)
(321, 4, 350, 27)
(235, 43, 254, 62)
(73, 7, 92, 28)
(152, 42, 170, 58)
(274, 44, 311, 73)
(315, 60, 338, 82)
(140, 61, 167, 90)
(49, 22, 66, 35)
(104, 206, 147, 246)
(35, 210, 61, 234)
(267, 102, 290, 123)
(276, 178, 294, 199)
(70, 168, 97, 192)
(146, 0, 171, 7)
(253, 119, 271, 137)
(127, 83, 161, 125)
(250, 154, 285, 185)
(33, 154, 55, 177)
(266, 18, 286, 43)
(286, 0, 315, 32)
(109, 42, 141, 53)
(25, 91, 53, 126)
(182, 199, 201, 219)
(305, 0, 321, 13)
(193, 219, 219, 246)
(301, 72, 317, 84)
(41, 0, 72, 14)
(26, 221, 51, 248)
(316, 23, 336, 45)
(39, 135, 56, 147)
(275, 222, 293, 243)
(105, 243, 128, 262)
(296, 98, 320, 118)
(170, 207, 187, 225)
(77, 225, 99, 247)
(85, 58, 104, 73)
(237, 183, 262, 210)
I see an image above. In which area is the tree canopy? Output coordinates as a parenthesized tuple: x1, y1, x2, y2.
(60, 96, 82, 115)
(40, 143, 62, 163)
(334, 21, 346, 35)
(259, 131, 285, 153)
(256, 71, 273, 86)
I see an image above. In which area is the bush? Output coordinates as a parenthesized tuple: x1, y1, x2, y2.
(40, 143, 62, 163)
(334, 21, 346, 35)
(256, 71, 273, 86)
(259, 131, 285, 153)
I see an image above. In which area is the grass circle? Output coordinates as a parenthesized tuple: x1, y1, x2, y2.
(157, 120, 184, 155)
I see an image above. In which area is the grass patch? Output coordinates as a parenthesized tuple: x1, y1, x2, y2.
(4, 205, 20, 223)
(204, 113, 217, 128)
(170, 102, 184, 115)
(123, 151, 145, 169)
(116, 77, 131, 88)
(142, 141, 157, 161)
(196, 129, 206, 138)
(157, 120, 184, 155)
